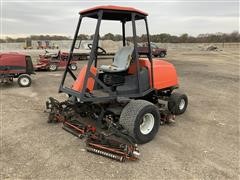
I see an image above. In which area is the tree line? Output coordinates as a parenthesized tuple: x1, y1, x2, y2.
(1, 31, 239, 43)
(0, 35, 70, 43)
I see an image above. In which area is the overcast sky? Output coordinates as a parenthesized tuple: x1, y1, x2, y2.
(1, 0, 239, 38)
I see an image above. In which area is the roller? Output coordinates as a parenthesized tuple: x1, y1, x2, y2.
(86, 146, 125, 162)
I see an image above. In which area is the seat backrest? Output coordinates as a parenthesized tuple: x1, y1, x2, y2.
(112, 46, 134, 69)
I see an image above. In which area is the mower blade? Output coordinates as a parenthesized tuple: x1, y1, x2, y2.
(62, 125, 84, 139)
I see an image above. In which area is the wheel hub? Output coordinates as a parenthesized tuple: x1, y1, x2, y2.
(179, 99, 185, 110)
(20, 78, 29, 86)
(50, 65, 56, 70)
(140, 113, 155, 135)
(71, 64, 76, 70)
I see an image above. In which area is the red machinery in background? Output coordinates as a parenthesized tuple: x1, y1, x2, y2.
(34, 50, 78, 71)
(0, 52, 34, 87)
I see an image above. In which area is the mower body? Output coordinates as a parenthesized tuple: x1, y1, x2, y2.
(51, 5, 188, 144)
(35, 51, 78, 71)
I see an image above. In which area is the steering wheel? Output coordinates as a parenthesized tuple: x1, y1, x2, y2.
(87, 44, 107, 55)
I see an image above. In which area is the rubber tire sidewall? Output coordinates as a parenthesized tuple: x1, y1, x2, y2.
(134, 105, 160, 144)
(168, 92, 188, 115)
(159, 52, 165, 57)
(119, 100, 160, 144)
(18, 74, 32, 87)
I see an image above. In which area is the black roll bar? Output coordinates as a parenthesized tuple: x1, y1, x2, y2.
(144, 17, 154, 88)
(59, 16, 82, 92)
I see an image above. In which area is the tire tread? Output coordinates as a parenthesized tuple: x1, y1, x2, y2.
(119, 100, 155, 139)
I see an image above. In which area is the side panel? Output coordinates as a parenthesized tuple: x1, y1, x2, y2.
(0, 54, 26, 74)
(152, 59, 178, 89)
(58, 59, 67, 67)
(72, 65, 97, 92)
(128, 58, 178, 90)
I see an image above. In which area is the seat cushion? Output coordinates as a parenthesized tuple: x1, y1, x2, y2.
(100, 46, 134, 73)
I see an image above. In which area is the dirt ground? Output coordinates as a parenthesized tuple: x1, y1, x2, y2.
(0, 45, 239, 179)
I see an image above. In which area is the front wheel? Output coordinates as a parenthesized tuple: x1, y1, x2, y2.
(49, 64, 58, 71)
(70, 64, 77, 71)
(159, 52, 166, 58)
(18, 74, 31, 87)
(119, 100, 160, 144)
(168, 92, 188, 115)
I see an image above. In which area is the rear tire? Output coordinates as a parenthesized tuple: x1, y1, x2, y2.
(168, 92, 188, 115)
(18, 74, 31, 87)
(159, 52, 166, 58)
(119, 100, 160, 144)
(49, 64, 58, 71)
